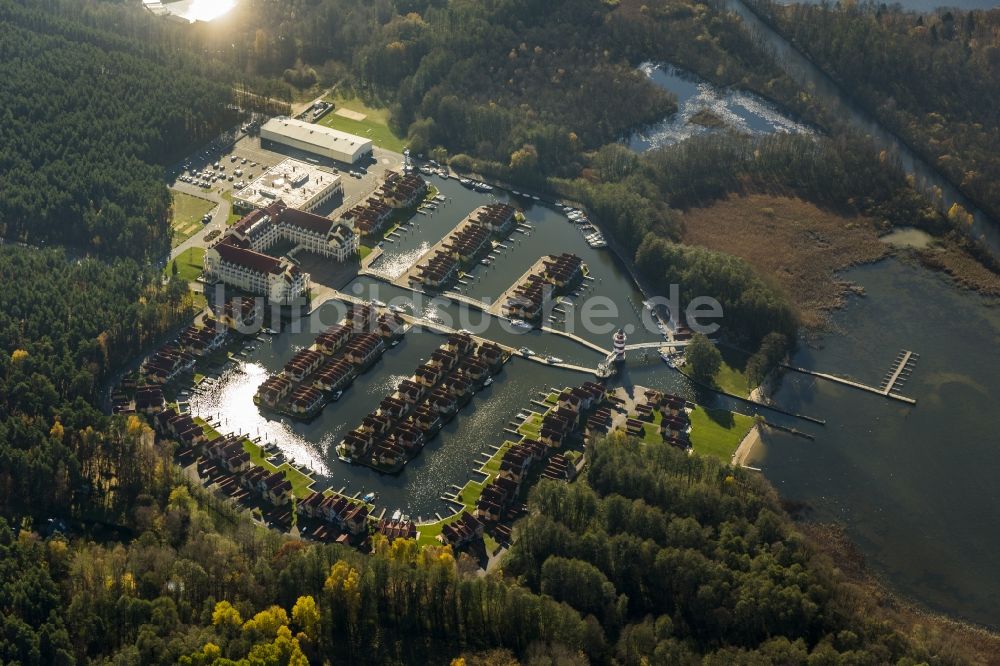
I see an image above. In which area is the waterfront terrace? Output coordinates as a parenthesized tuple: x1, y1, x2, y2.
(177, 324, 228, 356)
(416, 382, 602, 549)
(438, 512, 483, 548)
(142, 345, 195, 384)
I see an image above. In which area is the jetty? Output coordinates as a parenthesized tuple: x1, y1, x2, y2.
(782, 350, 918, 405)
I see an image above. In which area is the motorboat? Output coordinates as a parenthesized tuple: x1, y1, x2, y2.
(330, 390, 343, 401)
(517, 347, 535, 356)
(509, 319, 532, 329)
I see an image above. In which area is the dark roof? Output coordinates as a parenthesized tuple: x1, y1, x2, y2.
(215, 242, 285, 275)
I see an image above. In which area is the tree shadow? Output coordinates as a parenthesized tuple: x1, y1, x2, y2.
(703, 405, 735, 429)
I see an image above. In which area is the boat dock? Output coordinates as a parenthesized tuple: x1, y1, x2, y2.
(782, 350, 918, 405)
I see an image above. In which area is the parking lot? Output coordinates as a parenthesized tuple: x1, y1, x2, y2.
(167, 127, 405, 261)
(171, 132, 404, 218)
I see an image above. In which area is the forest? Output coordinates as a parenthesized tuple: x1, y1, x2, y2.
(0, 0, 235, 259)
(1, 1, 996, 664)
(2, 436, 983, 665)
(745, 0, 1000, 222)
(0, 248, 192, 521)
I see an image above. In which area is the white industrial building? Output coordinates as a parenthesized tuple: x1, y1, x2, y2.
(260, 117, 374, 164)
(234, 158, 342, 212)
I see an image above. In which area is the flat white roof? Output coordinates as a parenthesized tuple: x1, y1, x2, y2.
(235, 158, 340, 211)
(261, 117, 372, 157)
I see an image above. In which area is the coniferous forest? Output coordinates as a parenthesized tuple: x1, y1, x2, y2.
(0, 0, 234, 258)
(2, 0, 999, 664)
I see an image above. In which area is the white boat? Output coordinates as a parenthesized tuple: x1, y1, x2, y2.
(459, 178, 472, 187)
(480, 258, 491, 266)
(544, 356, 563, 364)
(474, 182, 494, 193)
(482, 376, 493, 387)
(517, 346, 534, 356)
(372, 299, 387, 307)
(661, 352, 675, 367)
(509, 319, 532, 329)
(331, 390, 343, 401)
(363, 492, 377, 503)
(531, 195, 540, 201)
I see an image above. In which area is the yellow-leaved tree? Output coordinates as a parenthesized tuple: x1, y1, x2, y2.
(291, 595, 320, 641)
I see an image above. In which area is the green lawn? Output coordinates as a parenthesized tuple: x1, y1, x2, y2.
(713, 361, 751, 397)
(318, 94, 407, 152)
(170, 191, 215, 248)
(681, 345, 754, 397)
(359, 245, 373, 260)
(241, 440, 314, 497)
(518, 413, 543, 439)
(169, 247, 205, 282)
(689, 406, 754, 460)
(193, 418, 314, 498)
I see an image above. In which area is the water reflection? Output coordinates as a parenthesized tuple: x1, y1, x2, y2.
(630, 62, 813, 151)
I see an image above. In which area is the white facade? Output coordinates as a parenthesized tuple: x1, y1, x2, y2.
(204, 245, 309, 305)
(260, 117, 374, 164)
(280, 221, 358, 261)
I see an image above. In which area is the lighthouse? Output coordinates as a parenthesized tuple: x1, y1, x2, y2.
(613, 328, 627, 363)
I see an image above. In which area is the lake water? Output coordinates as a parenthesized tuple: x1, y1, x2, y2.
(629, 62, 813, 151)
(754, 258, 1000, 627)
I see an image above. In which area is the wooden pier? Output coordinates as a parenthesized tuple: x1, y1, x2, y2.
(782, 350, 918, 405)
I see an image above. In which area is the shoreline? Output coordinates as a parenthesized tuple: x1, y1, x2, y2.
(731, 422, 761, 468)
